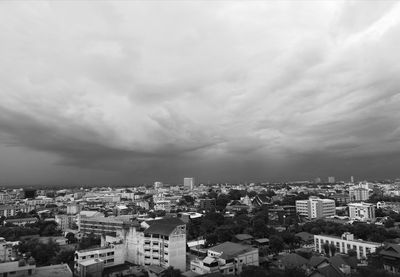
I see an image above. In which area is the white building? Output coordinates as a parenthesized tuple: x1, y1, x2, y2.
(75, 217, 187, 274)
(184, 178, 195, 190)
(0, 237, 18, 262)
(296, 197, 336, 219)
(314, 232, 381, 259)
(190, 242, 259, 275)
(349, 186, 370, 201)
(348, 202, 375, 221)
(74, 244, 125, 275)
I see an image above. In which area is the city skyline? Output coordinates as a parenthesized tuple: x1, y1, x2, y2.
(1, 1, 400, 185)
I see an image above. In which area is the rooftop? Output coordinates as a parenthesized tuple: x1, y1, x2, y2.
(144, 217, 185, 236)
(32, 264, 72, 277)
(208, 242, 255, 259)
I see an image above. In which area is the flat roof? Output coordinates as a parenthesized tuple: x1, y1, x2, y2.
(32, 264, 72, 277)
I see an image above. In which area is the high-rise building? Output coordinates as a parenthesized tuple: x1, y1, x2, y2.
(348, 202, 375, 221)
(350, 176, 354, 183)
(349, 186, 370, 201)
(314, 177, 322, 183)
(184, 177, 195, 190)
(328, 176, 335, 183)
(296, 197, 336, 219)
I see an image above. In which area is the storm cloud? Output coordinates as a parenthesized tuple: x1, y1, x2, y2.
(0, 1, 400, 185)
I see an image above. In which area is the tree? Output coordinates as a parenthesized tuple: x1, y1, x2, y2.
(323, 243, 330, 257)
(66, 232, 77, 244)
(347, 249, 357, 257)
(240, 265, 268, 277)
(385, 218, 395, 228)
(329, 243, 336, 256)
(79, 233, 100, 250)
(17, 239, 60, 266)
(161, 266, 182, 277)
(269, 235, 284, 254)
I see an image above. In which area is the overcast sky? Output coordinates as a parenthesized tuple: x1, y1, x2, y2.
(1, 1, 400, 185)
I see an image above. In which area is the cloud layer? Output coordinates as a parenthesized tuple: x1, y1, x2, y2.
(1, 1, 400, 184)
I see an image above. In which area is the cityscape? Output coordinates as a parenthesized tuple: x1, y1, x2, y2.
(1, 1, 400, 277)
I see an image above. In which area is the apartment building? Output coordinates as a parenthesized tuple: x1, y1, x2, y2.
(190, 242, 259, 275)
(348, 202, 375, 221)
(0, 237, 18, 262)
(78, 215, 136, 236)
(296, 197, 336, 219)
(349, 187, 370, 201)
(75, 217, 187, 274)
(314, 232, 381, 259)
(122, 217, 187, 271)
(74, 244, 125, 275)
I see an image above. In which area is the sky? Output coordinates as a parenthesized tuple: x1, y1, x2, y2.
(0, 1, 400, 185)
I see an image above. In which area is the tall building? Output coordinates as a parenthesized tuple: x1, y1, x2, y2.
(295, 197, 336, 219)
(349, 186, 370, 201)
(184, 177, 195, 190)
(350, 176, 354, 183)
(75, 217, 187, 273)
(328, 176, 335, 183)
(348, 202, 375, 221)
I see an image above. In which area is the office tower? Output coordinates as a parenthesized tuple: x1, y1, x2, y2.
(314, 177, 322, 183)
(184, 177, 195, 190)
(328, 176, 335, 183)
(350, 176, 354, 183)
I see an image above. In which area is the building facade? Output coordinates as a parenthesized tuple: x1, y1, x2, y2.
(348, 202, 375, 221)
(296, 197, 336, 219)
(314, 232, 381, 260)
(190, 242, 259, 275)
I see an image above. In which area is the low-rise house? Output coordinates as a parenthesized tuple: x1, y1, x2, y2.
(4, 217, 38, 226)
(190, 242, 259, 275)
(379, 244, 400, 274)
(314, 232, 381, 259)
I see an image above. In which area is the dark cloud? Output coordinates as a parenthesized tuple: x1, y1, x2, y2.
(0, 1, 400, 184)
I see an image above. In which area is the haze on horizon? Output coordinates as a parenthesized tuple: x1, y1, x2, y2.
(1, 1, 400, 185)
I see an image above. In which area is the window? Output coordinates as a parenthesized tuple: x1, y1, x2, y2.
(108, 259, 114, 263)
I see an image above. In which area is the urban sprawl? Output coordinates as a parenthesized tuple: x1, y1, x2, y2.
(0, 177, 400, 277)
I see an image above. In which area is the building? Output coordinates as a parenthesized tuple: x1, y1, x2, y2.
(328, 177, 335, 184)
(4, 217, 38, 226)
(380, 244, 400, 274)
(349, 187, 369, 201)
(330, 194, 350, 205)
(190, 242, 259, 275)
(79, 216, 138, 236)
(75, 245, 124, 276)
(184, 178, 195, 190)
(0, 237, 18, 262)
(296, 197, 336, 219)
(0, 259, 72, 277)
(105, 217, 186, 272)
(198, 199, 216, 211)
(55, 214, 76, 232)
(67, 203, 80, 215)
(138, 218, 186, 271)
(348, 202, 375, 221)
(314, 232, 381, 260)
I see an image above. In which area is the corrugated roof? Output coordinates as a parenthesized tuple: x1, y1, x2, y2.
(144, 217, 185, 236)
(208, 242, 254, 259)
